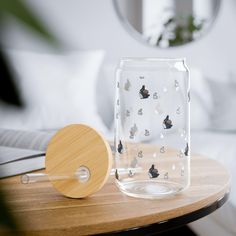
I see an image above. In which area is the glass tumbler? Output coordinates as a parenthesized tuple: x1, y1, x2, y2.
(114, 58, 190, 199)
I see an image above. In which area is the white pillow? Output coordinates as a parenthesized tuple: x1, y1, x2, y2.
(0, 49, 108, 134)
(96, 63, 116, 129)
(190, 68, 213, 130)
(207, 78, 236, 131)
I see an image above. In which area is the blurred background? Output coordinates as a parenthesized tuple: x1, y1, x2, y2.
(1, 0, 236, 132)
(0, 0, 236, 235)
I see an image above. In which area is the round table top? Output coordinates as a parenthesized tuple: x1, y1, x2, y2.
(0, 155, 230, 235)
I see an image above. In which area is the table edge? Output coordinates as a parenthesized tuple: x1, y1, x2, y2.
(101, 191, 230, 235)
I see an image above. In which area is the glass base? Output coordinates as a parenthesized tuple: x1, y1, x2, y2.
(117, 180, 184, 199)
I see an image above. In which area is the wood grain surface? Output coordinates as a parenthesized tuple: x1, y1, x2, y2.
(0, 155, 230, 235)
(45, 124, 112, 198)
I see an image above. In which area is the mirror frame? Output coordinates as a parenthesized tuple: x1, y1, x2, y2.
(113, 0, 221, 49)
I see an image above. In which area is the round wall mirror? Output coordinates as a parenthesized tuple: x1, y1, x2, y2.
(113, 0, 221, 48)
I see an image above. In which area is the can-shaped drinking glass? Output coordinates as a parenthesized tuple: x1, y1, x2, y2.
(114, 58, 190, 199)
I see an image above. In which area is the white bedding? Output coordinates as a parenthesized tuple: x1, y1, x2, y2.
(190, 130, 236, 235)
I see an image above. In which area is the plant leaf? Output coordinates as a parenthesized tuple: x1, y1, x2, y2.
(0, 50, 22, 106)
(0, 0, 58, 46)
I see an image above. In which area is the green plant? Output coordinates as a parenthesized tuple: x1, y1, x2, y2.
(0, 0, 58, 233)
(157, 15, 204, 47)
(0, 0, 58, 107)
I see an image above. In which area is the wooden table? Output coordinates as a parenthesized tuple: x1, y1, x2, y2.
(0, 155, 230, 235)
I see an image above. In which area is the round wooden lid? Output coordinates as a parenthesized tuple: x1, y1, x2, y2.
(45, 124, 112, 198)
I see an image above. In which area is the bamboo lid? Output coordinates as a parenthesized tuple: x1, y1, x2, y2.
(45, 124, 112, 198)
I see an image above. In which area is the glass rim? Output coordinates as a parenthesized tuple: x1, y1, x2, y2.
(118, 57, 189, 71)
(120, 57, 186, 62)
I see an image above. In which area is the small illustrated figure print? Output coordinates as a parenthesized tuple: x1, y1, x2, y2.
(144, 129, 150, 136)
(184, 143, 189, 156)
(126, 109, 130, 117)
(115, 112, 119, 119)
(155, 103, 163, 115)
(149, 164, 159, 178)
(117, 140, 123, 154)
(138, 108, 143, 115)
(124, 79, 131, 91)
(176, 107, 181, 114)
(138, 150, 143, 158)
(128, 170, 134, 177)
(130, 157, 138, 168)
(115, 169, 119, 180)
(129, 123, 138, 139)
(188, 91, 190, 102)
(178, 150, 184, 158)
(175, 80, 179, 90)
(139, 76, 145, 80)
(139, 85, 150, 99)
(163, 115, 173, 129)
(160, 146, 165, 153)
(179, 129, 186, 138)
(153, 92, 158, 99)
(164, 172, 168, 179)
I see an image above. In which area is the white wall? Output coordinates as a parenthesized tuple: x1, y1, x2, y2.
(2, 0, 236, 79)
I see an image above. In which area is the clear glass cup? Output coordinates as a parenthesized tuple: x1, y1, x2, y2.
(114, 58, 190, 199)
